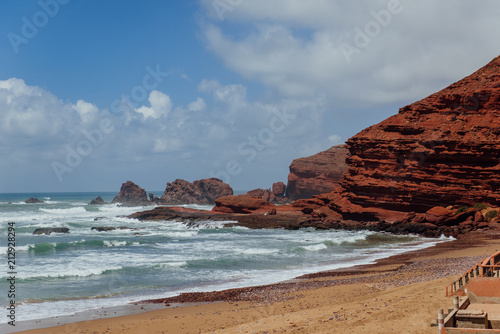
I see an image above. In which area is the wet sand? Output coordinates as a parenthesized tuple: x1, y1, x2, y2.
(10, 231, 500, 334)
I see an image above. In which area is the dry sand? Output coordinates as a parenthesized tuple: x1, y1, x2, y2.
(12, 231, 500, 334)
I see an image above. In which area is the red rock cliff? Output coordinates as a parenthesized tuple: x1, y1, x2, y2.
(286, 145, 350, 201)
(333, 55, 500, 221)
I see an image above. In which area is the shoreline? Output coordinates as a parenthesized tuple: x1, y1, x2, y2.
(9, 230, 500, 334)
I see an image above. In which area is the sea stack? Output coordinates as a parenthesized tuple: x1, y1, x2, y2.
(112, 181, 150, 206)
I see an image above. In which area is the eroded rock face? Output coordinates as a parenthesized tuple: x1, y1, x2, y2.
(111, 181, 150, 206)
(245, 182, 289, 204)
(334, 55, 500, 220)
(286, 145, 350, 201)
(160, 178, 233, 205)
(212, 195, 276, 214)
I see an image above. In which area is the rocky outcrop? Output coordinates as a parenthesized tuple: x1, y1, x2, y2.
(89, 196, 107, 205)
(112, 181, 150, 206)
(33, 227, 70, 235)
(330, 55, 500, 222)
(129, 203, 308, 230)
(25, 197, 44, 204)
(160, 178, 233, 205)
(286, 145, 350, 201)
(212, 196, 276, 214)
(245, 182, 288, 204)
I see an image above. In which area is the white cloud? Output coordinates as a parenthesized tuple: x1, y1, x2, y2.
(0, 75, 334, 192)
(135, 90, 172, 119)
(201, 0, 500, 107)
(187, 97, 207, 111)
(201, 0, 354, 28)
(198, 79, 221, 93)
(152, 138, 182, 153)
(0, 78, 69, 138)
(328, 134, 342, 145)
(74, 100, 98, 123)
(199, 79, 247, 105)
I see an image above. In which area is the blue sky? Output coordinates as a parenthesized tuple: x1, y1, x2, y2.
(1, 0, 500, 193)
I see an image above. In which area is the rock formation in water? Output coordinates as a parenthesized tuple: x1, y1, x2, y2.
(89, 196, 107, 205)
(33, 227, 70, 235)
(25, 197, 44, 204)
(111, 181, 150, 206)
(160, 178, 233, 205)
(285, 145, 350, 201)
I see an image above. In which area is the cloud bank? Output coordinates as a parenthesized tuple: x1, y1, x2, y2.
(201, 0, 500, 107)
(0, 77, 332, 191)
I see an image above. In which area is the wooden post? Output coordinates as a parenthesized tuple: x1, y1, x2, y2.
(454, 296, 459, 309)
(438, 308, 444, 332)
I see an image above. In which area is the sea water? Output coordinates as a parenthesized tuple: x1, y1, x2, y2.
(0, 192, 451, 322)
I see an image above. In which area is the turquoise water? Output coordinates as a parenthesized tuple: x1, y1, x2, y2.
(0, 192, 449, 322)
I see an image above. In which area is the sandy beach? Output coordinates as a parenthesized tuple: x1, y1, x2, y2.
(10, 230, 500, 334)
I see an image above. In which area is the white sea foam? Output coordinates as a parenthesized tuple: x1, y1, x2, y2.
(173, 204, 214, 211)
(299, 243, 328, 252)
(7, 265, 124, 280)
(240, 248, 278, 255)
(40, 207, 88, 215)
(186, 221, 230, 229)
(103, 240, 128, 247)
(157, 261, 188, 268)
(0, 245, 31, 254)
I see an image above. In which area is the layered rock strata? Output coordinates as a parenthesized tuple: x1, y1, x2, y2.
(213, 195, 276, 214)
(286, 145, 349, 201)
(331, 55, 500, 221)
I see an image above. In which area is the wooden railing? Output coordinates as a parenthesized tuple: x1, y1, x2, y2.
(445, 251, 500, 297)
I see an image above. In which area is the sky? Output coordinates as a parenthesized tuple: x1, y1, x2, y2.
(1, 0, 500, 193)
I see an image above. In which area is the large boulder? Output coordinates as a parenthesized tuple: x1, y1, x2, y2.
(272, 182, 286, 197)
(111, 181, 150, 206)
(286, 145, 350, 201)
(160, 178, 233, 205)
(425, 207, 454, 224)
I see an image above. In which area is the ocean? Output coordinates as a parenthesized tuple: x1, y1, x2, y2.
(0, 192, 452, 323)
